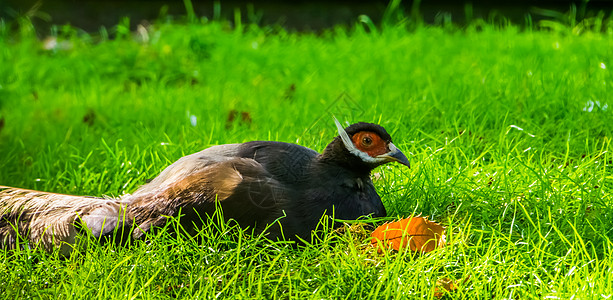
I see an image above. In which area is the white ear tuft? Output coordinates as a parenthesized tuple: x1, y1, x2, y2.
(333, 116, 355, 151)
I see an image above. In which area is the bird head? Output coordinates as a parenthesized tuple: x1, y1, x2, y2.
(323, 118, 410, 170)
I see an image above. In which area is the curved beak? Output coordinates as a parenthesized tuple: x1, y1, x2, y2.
(377, 143, 410, 168)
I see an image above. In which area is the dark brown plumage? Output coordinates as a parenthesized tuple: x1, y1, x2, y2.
(0, 120, 410, 255)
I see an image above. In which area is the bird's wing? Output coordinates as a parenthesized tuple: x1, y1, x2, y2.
(131, 143, 243, 196)
(127, 157, 288, 238)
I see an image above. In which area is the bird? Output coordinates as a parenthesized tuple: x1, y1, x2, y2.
(0, 119, 410, 255)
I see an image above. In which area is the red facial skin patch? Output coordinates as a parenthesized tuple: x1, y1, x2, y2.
(351, 131, 388, 157)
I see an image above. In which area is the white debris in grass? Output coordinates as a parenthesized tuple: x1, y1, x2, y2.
(507, 125, 535, 137)
(42, 37, 73, 51)
(583, 100, 608, 112)
(187, 110, 198, 126)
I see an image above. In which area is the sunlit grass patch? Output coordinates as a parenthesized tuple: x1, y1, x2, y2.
(1, 6, 612, 298)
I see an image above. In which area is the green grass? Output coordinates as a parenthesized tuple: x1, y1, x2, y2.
(1, 7, 613, 299)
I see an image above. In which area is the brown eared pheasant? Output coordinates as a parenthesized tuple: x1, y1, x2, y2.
(0, 119, 410, 255)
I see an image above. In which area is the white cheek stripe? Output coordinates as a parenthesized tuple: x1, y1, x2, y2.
(333, 117, 387, 164)
(388, 143, 398, 153)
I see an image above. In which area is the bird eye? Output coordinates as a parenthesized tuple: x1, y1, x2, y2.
(362, 136, 373, 147)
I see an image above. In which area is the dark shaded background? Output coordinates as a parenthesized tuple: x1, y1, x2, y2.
(1, 0, 612, 33)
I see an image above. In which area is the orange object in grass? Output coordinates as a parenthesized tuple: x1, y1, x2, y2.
(371, 217, 446, 253)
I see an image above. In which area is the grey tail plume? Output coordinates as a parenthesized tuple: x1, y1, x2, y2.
(0, 186, 131, 256)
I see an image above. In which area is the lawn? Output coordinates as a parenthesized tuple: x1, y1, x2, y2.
(0, 4, 612, 299)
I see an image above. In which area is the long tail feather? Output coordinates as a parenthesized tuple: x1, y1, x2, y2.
(0, 186, 128, 255)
